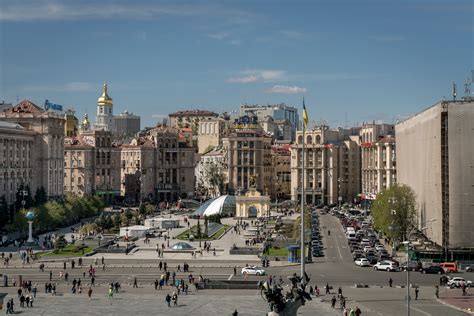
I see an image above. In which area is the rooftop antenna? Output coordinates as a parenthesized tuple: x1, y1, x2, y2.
(452, 82, 457, 101)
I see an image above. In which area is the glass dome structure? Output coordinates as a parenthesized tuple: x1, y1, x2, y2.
(193, 195, 236, 217)
(171, 242, 195, 250)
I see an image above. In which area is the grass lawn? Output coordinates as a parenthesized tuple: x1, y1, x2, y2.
(267, 247, 289, 257)
(38, 244, 95, 258)
(176, 224, 230, 241)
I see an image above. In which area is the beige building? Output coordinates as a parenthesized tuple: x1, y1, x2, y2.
(197, 117, 227, 154)
(235, 188, 270, 218)
(168, 110, 218, 133)
(360, 123, 396, 198)
(64, 129, 121, 203)
(0, 100, 64, 202)
(291, 126, 361, 205)
(270, 144, 292, 200)
(64, 109, 78, 137)
(396, 99, 474, 251)
(195, 148, 228, 198)
(0, 121, 36, 204)
(119, 137, 156, 202)
(222, 117, 272, 194)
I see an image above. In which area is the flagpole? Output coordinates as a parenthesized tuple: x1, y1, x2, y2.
(300, 106, 306, 279)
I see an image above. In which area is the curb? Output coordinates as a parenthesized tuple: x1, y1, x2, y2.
(436, 297, 474, 315)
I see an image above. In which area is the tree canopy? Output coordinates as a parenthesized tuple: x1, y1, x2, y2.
(371, 184, 417, 243)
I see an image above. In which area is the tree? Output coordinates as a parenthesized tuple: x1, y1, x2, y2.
(45, 201, 67, 227)
(371, 184, 417, 243)
(203, 163, 226, 197)
(196, 220, 202, 239)
(121, 209, 133, 226)
(8, 208, 28, 234)
(34, 186, 48, 206)
(292, 207, 311, 240)
(54, 235, 67, 252)
(204, 216, 209, 236)
(0, 195, 9, 229)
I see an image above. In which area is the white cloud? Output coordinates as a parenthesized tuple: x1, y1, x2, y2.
(265, 85, 306, 94)
(227, 69, 286, 83)
(0, 1, 248, 22)
(207, 32, 230, 40)
(23, 82, 94, 92)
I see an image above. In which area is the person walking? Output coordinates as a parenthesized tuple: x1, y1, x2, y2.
(232, 310, 238, 316)
(326, 283, 330, 294)
(154, 279, 159, 290)
(172, 291, 178, 306)
(165, 293, 171, 307)
(331, 295, 336, 308)
(389, 277, 393, 287)
(88, 287, 93, 300)
(355, 306, 362, 316)
(349, 308, 356, 316)
(133, 277, 138, 288)
(415, 287, 419, 300)
(108, 287, 114, 299)
(435, 285, 439, 299)
(234, 266, 237, 276)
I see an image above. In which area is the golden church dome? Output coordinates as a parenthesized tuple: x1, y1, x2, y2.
(97, 82, 113, 106)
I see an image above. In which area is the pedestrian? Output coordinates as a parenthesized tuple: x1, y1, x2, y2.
(234, 266, 237, 276)
(49, 270, 53, 281)
(6, 299, 11, 314)
(32, 285, 37, 298)
(435, 285, 439, 299)
(172, 291, 178, 306)
(165, 293, 171, 307)
(88, 287, 93, 300)
(349, 308, 356, 316)
(326, 283, 330, 294)
(154, 279, 159, 290)
(355, 306, 362, 316)
(415, 287, 419, 300)
(232, 310, 238, 316)
(340, 295, 346, 310)
(343, 307, 348, 316)
(91, 276, 95, 286)
(159, 261, 163, 270)
(389, 277, 393, 287)
(338, 286, 343, 298)
(133, 277, 138, 288)
(331, 295, 336, 308)
(108, 287, 114, 299)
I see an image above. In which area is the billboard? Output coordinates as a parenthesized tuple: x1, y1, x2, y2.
(44, 99, 63, 112)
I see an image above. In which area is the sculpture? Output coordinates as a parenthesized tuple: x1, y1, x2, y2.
(259, 272, 312, 316)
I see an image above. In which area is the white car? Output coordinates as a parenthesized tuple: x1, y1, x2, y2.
(374, 261, 399, 272)
(355, 258, 370, 267)
(447, 277, 472, 288)
(375, 245, 385, 251)
(241, 266, 266, 276)
(363, 246, 373, 253)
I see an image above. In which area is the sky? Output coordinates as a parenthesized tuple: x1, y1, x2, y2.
(1, 0, 473, 128)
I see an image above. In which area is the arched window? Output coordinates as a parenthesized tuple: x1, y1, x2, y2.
(316, 135, 321, 144)
(298, 135, 303, 144)
(306, 135, 312, 144)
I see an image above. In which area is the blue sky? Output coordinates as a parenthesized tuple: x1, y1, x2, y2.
(1, 0, 473, 128)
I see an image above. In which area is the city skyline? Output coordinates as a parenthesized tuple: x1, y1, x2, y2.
(1, 0, 473, 128)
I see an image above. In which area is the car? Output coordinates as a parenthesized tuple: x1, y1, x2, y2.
(375, 245, 385, 252)
(363, 246, 373, 253)
(241, 266, 265, 276)
(465, 266, 473, 272)
(365, 255, 378, 265)
(374, 261, 399, 272)
(447, 277, 472, 288)
(420, 266, 445, 274)
(355, 258, 370, 267)
(401, 261, 422, 272)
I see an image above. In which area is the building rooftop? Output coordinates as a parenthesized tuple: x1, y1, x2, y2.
(169, 110, 218, 117)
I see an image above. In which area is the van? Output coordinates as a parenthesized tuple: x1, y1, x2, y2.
(439, 262, 458, 273)
(347, 233, 356, 241)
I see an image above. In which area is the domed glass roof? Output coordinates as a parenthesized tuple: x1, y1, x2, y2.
(171, 242, 194, 250)
(193, 195, 236, 217)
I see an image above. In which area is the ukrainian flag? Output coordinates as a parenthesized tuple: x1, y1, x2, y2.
(303, 98, 308, 129)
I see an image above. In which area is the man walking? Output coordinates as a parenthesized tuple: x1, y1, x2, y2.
(435, 285, 439, 299)
(165, 293, 171, 307)
(331, 295, 336, 308)
(389, 277, 393, 287)
(415, 287, 419, 300)
(133, 277, 138, 288)
(326, 283, 330, 294)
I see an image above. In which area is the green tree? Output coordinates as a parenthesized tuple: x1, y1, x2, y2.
(54, 235, 67, 252)
(138, 203, 146, 216)
(292, 207, 312, 240)
(35, 204, 53, 231)
(45, 201, 67, 227)
(8, 208, 28, 234)
(34, 186, 48, 206)
(203, 163, 226, 197)
(0, 195, 9, 229)
(121, 209, 133, 226)
(112, 213, 121, 231)
(371, 184, 417, 243)
(196, 220, 202, 238)
(145, 204, 156, 215)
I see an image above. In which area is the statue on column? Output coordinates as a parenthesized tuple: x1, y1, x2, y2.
(249, 174, 257, 189)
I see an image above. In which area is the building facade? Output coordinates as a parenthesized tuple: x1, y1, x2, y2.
(114, 110, 140, 138)
(64, 130, 121, 203)
(64, 109, 78, 137)
(168, 110, 218, 133)
(197, 117, 227, 154)
(240, 103, 299, 141)
(0, 100, 65, 202)
(270, 144, 292, 201)
(222, 115, 272, 194)
(195, 148, 228, 198)
(396, 99, 474, 251)
(359, 123, 396, 198)
(291, 126, 361, 205)
(94, 82, 115, 132)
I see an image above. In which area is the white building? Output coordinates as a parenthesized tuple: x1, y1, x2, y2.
(94, 82, 115, 132)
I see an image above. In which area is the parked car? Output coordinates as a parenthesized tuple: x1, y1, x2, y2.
(439, 262, 458, 273)
(447, 277, 472, 288)
(374, 261, 399, 272)
(375, 244, 385, 252)
(420, 266, 445, 274)
(241, 266, 265, 276)
(400, 261, 422, 272)
(355, 258, 370, 267)
(465, 266, 472, 272)
(365, 255, 378, 265)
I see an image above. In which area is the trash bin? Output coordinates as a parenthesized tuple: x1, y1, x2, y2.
(3, 275, 7, 287)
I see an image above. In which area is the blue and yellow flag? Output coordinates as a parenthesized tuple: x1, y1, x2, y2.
(303, 98, 308, 129)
